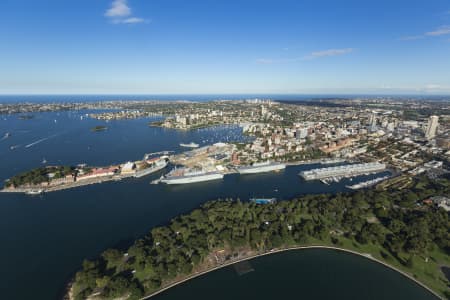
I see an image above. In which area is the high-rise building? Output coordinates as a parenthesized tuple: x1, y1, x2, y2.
(368, 112, 378, 132)
(296, 128, 308, 139)
(425, 115, 439, 140)
(261, 105, 267, 116)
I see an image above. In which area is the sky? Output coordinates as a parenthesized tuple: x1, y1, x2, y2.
(1, 0, 450, 95)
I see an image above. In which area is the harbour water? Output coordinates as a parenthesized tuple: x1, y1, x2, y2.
(153, 249, 436, 300)
(0, 110, 434, 300)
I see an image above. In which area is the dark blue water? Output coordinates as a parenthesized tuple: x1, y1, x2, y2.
(0, 111, 252, 181)
(1, 94, 447, 104)
(0, 111, 434, 300)
(0, 94, 312, 103)
(154, 249, 435, 300)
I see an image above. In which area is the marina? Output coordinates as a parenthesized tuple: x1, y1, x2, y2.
(299, 162, 387, 181)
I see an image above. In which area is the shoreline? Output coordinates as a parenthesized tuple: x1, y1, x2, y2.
(1, 158, 363, 195)
(139, 245, 443, 300)
(1, 159, 328, 194)
(0, 174, 134, 194)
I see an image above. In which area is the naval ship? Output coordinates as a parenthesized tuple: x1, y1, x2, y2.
(158, 167, 223, 184)
(134, 156, 169, 178)
(237, 161, 286, 174)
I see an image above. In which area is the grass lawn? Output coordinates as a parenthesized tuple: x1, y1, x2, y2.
(299, 236, 449, 298)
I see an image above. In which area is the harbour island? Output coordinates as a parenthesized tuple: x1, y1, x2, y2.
(67, 175, 450, 300)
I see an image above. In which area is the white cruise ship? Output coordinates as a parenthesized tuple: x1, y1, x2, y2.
(237, 161, 286, 174)
(180, 142, 199, 148)
(159, 168, 223, 184)
(134, 157, 168, 178)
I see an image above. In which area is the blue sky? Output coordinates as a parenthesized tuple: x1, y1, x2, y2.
(1, 0, 450, 95)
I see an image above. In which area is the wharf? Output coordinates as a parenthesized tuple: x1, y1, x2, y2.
(285, 158, 352, 166)
(0, 173, 137, 194)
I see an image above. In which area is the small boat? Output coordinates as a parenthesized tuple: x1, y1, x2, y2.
(10, 145, 20, 150)
(42, 158, 47, 164)
(180, 142, 199, 148)
(250, 198, 277, 204)
(26, 189, 43, 195)
(320, 179, 330, 185)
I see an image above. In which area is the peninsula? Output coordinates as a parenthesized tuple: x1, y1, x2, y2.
(68, 176, 450, 300)
(1, 155, 169, 194)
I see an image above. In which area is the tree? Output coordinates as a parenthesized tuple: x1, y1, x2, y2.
(70, 176, 450, 300)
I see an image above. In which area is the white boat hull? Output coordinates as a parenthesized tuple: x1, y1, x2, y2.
(160, 173, 223, 184)
(134, 161, 168, 178)
(238, 164, 286, 174)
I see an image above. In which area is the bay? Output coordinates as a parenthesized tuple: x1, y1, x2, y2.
(0, 110, 433, 300)
(153, 249, 436, 300)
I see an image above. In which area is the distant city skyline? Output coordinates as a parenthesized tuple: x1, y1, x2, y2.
(1, 0, 450, 94)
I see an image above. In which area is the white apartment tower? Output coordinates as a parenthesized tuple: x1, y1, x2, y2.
(425, 115, 439, 140)
(261, 105, 267, 116)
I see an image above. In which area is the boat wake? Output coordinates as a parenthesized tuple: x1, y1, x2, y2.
(0, 133, 11, 142)
(25, 134, 58, 148)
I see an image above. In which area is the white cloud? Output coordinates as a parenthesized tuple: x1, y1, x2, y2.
(255, 57, 304, 64)
(304, 48, 354, 60)
(256, 58, 276, 64)
(256, 48, 354, 64)
(105, 0, 131, 17)
(399, 35, 424, 41)
(116, 17, 148, 24)
(401, 25, 450, 40)
(105, 0, 148, 24)
(425, 84, 442, 89)
(425, 25, 450, 36)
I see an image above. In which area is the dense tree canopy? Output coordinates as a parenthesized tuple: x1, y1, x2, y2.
(72, 176, 450, 300)
(5, 166, 75, 187)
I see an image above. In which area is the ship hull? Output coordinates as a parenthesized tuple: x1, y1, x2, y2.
(238, 164, 286, 174)
(134, 161, 168, 178)
(180, 143, 199, 148)
(160, 173, 223, 184)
